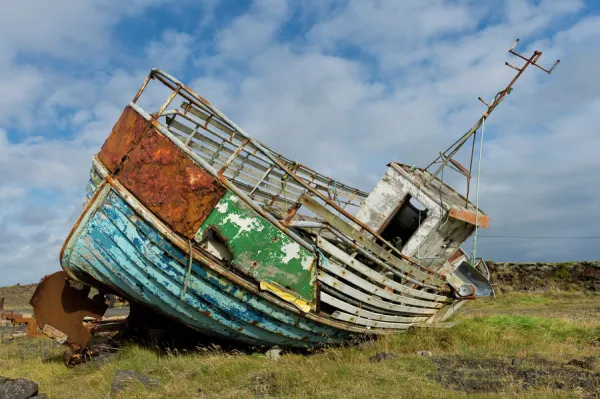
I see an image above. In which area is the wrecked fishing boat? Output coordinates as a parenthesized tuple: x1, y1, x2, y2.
(31, 39, 558, 352)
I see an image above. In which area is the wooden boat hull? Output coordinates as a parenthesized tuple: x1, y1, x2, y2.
(61, 174, 354, 348)
(33, 69, 498, 352)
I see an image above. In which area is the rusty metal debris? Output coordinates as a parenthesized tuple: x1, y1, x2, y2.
(0, 297, 40, 339)
(30, 271, 109, 350)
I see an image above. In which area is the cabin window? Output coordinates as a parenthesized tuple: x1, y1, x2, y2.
(380, 195, 428, 250)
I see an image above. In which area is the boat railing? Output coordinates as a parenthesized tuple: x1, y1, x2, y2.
(129, 69, 447, 288)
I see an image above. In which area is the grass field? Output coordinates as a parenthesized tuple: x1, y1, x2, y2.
(1, 292, 599, 398)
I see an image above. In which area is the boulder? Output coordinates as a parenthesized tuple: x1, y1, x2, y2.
(0, 377, 39, 399)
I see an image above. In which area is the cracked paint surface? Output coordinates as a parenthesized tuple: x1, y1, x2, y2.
(61, 188, 346, 347)
(98, 106, 226, 239)
(195, 191, 317, 304)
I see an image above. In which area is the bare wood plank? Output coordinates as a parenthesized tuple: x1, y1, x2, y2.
(317, 236, 451, 303)
(320, 256, 443, 309)
(301, 195, 446, 287)
(317, 272, 437, 315)
(331, 311, 413, 329)
(320, 292, 428, 323)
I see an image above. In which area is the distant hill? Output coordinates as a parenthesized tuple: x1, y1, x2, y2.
(0, 284, 37, 310)
(1, 261, 597, 310)
(486, 261, 600, 293)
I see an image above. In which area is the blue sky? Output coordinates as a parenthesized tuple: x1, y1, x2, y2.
(1, 0, 599, 285)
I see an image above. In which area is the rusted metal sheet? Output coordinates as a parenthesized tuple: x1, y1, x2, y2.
(98, 106, 151, 173)
(117, 128, 226, 238)
(30, 271, 108, 349)
(0, 309, 40, 339)
(448, 208, 490, 229)
(98, 106, 226, 239)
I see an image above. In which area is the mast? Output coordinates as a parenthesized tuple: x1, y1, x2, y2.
(424, 38, 560, 204)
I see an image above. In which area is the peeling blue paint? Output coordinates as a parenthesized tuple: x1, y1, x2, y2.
(63, 188, 349, 347)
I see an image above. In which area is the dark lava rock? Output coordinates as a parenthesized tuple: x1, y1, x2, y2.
(0, 376, 39, 399)
(111, 369, 160, 396)
(369, 352, 399, 362)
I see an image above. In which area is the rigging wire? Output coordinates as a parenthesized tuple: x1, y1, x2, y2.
(470, 118, 485, 263)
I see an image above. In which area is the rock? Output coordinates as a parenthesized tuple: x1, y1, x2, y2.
(0, 377, 39, 399)
(416, 350, 433, 357)
(265, 346, 282, 361)
(369, 352, 399, 362)
(31, 395, 47, 399)
(511, 358, 523, 366)
(110, 370, 159, 396)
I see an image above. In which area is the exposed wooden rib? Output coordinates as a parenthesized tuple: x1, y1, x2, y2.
(320, 292, 427, 323)
(169, 123, 363, 209)
(175, 105, 368, 203)
(317, 272, 437, 315)
(301, 195, 445, 287)
(316, 236, 451, 303)
(319, 257, 442, 309)
(168, 124, 305, 198)
(331, 311, 413, 329)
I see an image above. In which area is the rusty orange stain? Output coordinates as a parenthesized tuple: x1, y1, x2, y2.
(448, 208, 490, 229)
(98, 107, 151, 173)
(98, 106, 226, 239)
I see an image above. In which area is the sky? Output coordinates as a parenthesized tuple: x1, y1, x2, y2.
(1, 0, 599, 285)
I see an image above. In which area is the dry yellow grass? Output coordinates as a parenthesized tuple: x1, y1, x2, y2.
(1, 292, 599, 398)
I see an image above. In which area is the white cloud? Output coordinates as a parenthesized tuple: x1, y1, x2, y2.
(0, 2, 195, 285)
(190, 0, 600, 264)
(1, 0, 599, 285)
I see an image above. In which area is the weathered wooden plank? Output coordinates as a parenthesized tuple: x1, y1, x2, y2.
(317, 272, 437, 315)
(316, 236, 451, 303)
(331, 311, 413, 329)
(301, 195, 445, 287)
(320, 292, 427, 323)
(196, 191, 317, 304)
(448, 207, 490, 229)
(319, 256, 443, 309)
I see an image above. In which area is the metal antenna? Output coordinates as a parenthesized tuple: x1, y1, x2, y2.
(424, 38, 560, 200)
